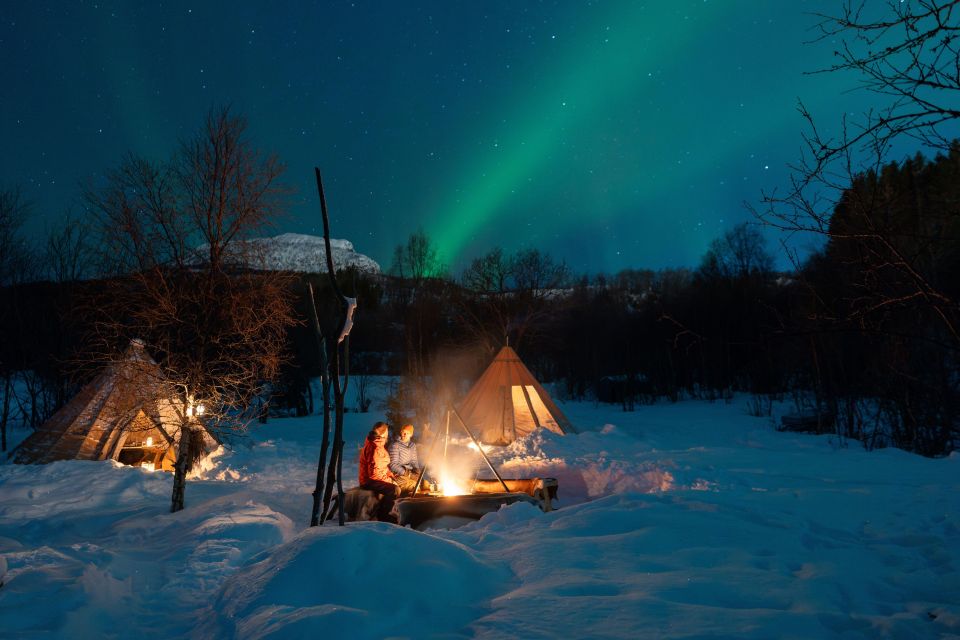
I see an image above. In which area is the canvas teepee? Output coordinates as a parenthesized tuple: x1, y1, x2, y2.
(11, 339, 215, 471)
(457, 345, 576, 445)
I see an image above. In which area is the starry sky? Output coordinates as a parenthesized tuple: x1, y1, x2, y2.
(2, 1, 886, 275)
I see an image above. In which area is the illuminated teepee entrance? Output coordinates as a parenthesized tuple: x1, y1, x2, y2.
(10, 339, 216, 470)
(457, 346, 576, 445)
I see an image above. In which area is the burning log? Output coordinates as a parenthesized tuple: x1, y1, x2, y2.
(472, 478, 558, 511)
(397, 477, 558, 530)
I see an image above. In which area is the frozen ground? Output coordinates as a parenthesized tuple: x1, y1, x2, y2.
(1, 394, 957, 639)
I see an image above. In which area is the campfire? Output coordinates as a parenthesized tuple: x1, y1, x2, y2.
(397, 476, 558, 530)
(437, 472, 469, 497)
(396, 408, 558, 529)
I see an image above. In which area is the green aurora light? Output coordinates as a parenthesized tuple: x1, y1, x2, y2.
(428, 2, 724, 265)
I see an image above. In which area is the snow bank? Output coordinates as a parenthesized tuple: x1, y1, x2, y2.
(1, 394, 958, 638)
(0, 459, 295, 637)
(204, 523, 511, 639)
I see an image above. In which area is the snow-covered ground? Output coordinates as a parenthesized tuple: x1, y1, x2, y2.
(1, 394, 957, 639)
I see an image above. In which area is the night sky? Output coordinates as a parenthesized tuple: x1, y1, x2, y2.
(2, 1, 882, 275)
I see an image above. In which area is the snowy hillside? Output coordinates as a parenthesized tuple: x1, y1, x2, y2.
(197, 233, 381, 275)
(1, 393, 957, 638)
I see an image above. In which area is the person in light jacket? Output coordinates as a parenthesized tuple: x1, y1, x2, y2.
(388, 423, 430, 494)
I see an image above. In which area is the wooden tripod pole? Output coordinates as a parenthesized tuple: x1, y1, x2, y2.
(413, 408, 510, 494)
(450, 407, 510, 493)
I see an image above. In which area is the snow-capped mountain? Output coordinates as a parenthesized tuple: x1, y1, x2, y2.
(201, 233, 381, 275)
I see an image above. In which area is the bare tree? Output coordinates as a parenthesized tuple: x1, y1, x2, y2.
(511, 248, 571, 295)
(389, 228, 446, 281)
(758, 0, 960, 344)
(697, 223, 774, 281)
(753, 2, 960, 454)
(44, 212, 92, 283)
(458, 246, 571, 351)
(83, 107, 297, 512)
(0, 186, 35, 452)
(809, 1, 960, 167)
(460, 247, 510, 293)
(0, 187, 34, 287)
(386, 230, 451, 425)
(458, 248, 513, 351)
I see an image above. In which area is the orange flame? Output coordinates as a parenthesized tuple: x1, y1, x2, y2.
(438, 469, 470, 496)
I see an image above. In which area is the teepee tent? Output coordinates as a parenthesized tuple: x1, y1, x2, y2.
(11, 339, 215, 471)
(457, 345, 576, 445)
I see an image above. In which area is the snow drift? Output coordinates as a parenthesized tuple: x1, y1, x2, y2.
(1, 392, 957, 638)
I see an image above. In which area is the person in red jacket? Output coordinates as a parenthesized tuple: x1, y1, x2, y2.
(358, 421, 400, 522)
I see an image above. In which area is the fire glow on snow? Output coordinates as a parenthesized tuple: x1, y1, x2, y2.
(1, 389, 958, 638)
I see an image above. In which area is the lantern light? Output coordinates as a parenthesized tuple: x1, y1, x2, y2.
(187, 401, 205, 418)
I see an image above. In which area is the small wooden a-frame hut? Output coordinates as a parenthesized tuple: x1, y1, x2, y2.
(11, 339, 215, 471)
(457, 345, 576, 445)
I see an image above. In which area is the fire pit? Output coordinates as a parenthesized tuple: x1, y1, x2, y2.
(394, 408, 560, 530)
(397, 477, 558, 530)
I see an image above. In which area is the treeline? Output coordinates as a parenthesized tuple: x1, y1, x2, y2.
(2, 147, 958, 457)
(329, 145, 959, 457)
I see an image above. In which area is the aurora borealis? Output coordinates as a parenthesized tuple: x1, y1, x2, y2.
(2, 1, 884, 274)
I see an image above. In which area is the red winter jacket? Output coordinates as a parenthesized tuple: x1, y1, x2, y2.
(359, 432, 395, 485)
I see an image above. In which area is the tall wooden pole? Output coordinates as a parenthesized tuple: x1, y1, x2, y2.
(308, 283, 331, 527)
(315, 167, 353, 526)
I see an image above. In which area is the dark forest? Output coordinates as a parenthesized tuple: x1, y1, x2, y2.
(3, 143, 958, 457)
